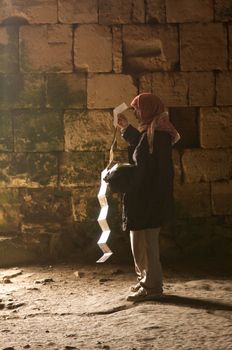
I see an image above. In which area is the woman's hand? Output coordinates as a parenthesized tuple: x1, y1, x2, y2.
(117, 113, 129, 130)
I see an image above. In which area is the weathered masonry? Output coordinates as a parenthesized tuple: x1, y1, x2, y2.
(0, 0, 231, 266)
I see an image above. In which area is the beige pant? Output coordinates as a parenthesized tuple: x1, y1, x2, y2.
(130, 228, 163, 293)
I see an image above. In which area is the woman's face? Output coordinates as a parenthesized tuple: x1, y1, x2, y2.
(132, 107, 141, 122)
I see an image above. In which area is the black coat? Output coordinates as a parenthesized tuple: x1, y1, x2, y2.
(122, 125, 174, 231)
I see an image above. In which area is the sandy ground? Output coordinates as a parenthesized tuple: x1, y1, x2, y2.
(0, 264, 231, 350)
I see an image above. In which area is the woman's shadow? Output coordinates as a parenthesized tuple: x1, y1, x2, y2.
(140, 294, 232, 311)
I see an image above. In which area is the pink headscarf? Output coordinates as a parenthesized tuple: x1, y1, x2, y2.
(130, 93, 180, 153)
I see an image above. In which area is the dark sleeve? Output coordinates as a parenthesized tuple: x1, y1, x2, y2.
(121, 124, 141, 164)
(121, 124, 141, 146)
(125, 133, 148, 193)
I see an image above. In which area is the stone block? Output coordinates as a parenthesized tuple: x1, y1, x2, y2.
(14, 110, 64, 152)
(152, 72, 188, 107)
(123, 42, 169, 73)
(173, 218, 220, 258)
(60, 152, 104, 187)
(0, 188, 20, 232)
(215, 0, 232, 22)
(160, 235, 181, 261)
(112, 26, 122, 73)
(46, 73, 87, 109)
(88, 74, 137, 109)
(212, 181, 232, 215)
(74, 25, 112, 73)
(0, 74, 45, 109)
(166, 0, 214, 23)
(216, 72, 232, 105)
(210, 220, 232, 259)
(180, 23, 227, 71)
(20, 25, 72, 72)
(99, 0, 130, 24)
(99, 0, 145, 24)
(0, 26, 18, 73)
(72, 219, 100, 255)
(174, 183, 211, 218)
(0, 0, 57, 24)
(0, 111, 13, 151)
(0, 153, 58, 187)
(21, 222, 63, 235)
(58, 0, 98, 23)
(199, 107, 232, 148)
(182, 149, 232, 183)
(146, 0, 166, 23)
(123, 25, 179, 72)
(229, 25, 232, 70)
(132, 0, 145, 23)
(71, 187, 99, 222)
(0, 236, 40, 267)
(64, 110, 114, 151)
(189, 72, 215, 106)
(20, 188, 72, 224)
(169, 107, 199, 148)
(139, 74, 152, 93)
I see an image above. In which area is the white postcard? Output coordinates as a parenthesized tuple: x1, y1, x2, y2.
(113, 102, 128, 128)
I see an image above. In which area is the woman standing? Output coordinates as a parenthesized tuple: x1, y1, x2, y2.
(117, 93, 180, 302)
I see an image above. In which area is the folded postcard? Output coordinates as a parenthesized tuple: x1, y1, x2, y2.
(113, 102, 128, 128)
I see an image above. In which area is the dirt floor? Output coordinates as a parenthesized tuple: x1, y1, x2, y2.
(0, 263, 231, 350)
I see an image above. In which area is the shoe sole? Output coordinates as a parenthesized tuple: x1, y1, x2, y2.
(127, 294, 163, 302)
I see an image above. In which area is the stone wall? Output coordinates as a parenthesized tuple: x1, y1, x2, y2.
(0, 0, 231, 266)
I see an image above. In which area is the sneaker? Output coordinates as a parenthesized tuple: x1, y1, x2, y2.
(127, 287, 163, 302)
(130, 282, 141, 292)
